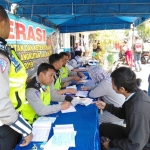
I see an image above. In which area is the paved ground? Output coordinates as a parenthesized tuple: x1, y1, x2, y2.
(134, 64, 150, 91)
(118, 62, 150, 91)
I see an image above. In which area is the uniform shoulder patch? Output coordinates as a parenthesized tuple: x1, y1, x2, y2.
(0, 58, 8, 73)
(35, 91, 40, 98)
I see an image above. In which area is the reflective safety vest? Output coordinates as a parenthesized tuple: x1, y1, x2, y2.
(60, 66, 68, 78)
(54, 76, 61, 90)
(21, 78, 51, 124)
(9, 50, 27, 111)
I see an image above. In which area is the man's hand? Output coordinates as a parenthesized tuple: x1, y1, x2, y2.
(96, 100, 106, 110)
(103, 141, 110, 149)
(72, 76, 80, 81)
(61, 101, 71, 110)
(62, 82, 70, 87)
(78, 72, 85, 78)
(81, 86, 88, 91)
(19, 133, 33, 147)
(67, 88, 77, 94)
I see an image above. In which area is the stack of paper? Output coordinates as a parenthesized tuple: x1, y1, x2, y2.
(79, 98, 93, 106)
(76, 80, 89, 84)
(66, 85, 77, 90)
(71, 97, 93, 106)
(75, 91, 88, 97)
(32, 117, 56, 142)
(44, 124, 76, 150)
(66, 85, 77, 94)
(82, 76, 88, 80)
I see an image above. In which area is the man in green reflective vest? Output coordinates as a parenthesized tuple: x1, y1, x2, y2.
(9, 48, 28, 112)
(49, 53, 77, 95)
(21, 63, 72, 124)
(59, 52, 81, 80)
(0, 6, 32, 149)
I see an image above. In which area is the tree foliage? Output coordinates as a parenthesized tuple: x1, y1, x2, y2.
(136, 20, 150, 41)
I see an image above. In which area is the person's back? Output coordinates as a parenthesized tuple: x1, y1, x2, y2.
(134, 39, 143, 53)
(82, 66, 125, 125)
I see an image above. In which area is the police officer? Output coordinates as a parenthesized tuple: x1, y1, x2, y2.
(9, 48, 28, 112)
(21, 63, 71, 124)
(0, 5, 32, 149)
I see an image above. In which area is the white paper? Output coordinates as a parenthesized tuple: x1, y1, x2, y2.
(78, 67, 86, 69)
(33, 116, 55, 127)
(66, 85, 77, 89)
(77, 79, 89, 83)
(71, 97, 80, 106)
(51, 132, 76, 147)
(79, 98, 93, 106)
(66, 85, 77, 94)
(61, 105, 76, 113)
(44, 124, 76, 150)
(82, 76, 87, 79)
(53, 124, 74, 133)
(75, 91, 88, 97)
(44, 137, 69, 150)
(32, 127, 50, 142)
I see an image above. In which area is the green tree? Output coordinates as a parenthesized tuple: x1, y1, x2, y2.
(89, 31, 100, 42)
(124, 29, 129, 37)
(136, 20, 150, 41)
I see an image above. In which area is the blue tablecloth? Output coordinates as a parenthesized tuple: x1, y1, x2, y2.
(15, 83, 100, 150)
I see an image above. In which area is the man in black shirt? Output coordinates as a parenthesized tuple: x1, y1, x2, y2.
(96, 67, 150, 150)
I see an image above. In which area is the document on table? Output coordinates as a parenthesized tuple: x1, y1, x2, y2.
(71, 97, 80, 106)
(75, 91, 88, 97)
(51, 132, 76, 147)
(32, 127, 51, 142)
(78, 67, 86, 69)
(33, 116, 56, 127)
(61, 105, 76, 113)
(66, 85, 77, 89)
(31, 116, 56, 142)
(44, 124, 76, 150)
(44, 136, 69, 150)
(77, 79, 89, 84)
(53, 124, 74, 133)
(82, 76, 88, 79)
(79, 98, 93, 106)
(66, 85, 77, 94)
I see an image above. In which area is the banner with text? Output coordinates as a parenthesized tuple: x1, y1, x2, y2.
(7, 13, 59, 77)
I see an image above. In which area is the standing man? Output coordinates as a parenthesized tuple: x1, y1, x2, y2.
(133, 36, 143, 72)
(0, 5, 32, 149)
(74, 42, 82, 56)
(96, 67, 150, 150)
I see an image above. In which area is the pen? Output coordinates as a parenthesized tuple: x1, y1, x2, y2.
(100, 109, 103, 114)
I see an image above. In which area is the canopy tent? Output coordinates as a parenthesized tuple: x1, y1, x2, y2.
(0, 0, 150, 32)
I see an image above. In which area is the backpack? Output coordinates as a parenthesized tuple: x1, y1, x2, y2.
(134, 42, 143, 53)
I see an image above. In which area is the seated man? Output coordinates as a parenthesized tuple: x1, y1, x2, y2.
(49, 53, 77, 95)
(59, 52, 81, 81)
(82, 66, 125, 125)
(66, 52, 88, 77)
(96, 67, 150, 150)
(21, 63, 71, 124)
